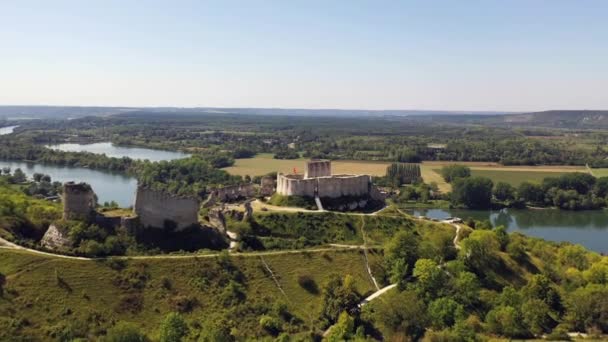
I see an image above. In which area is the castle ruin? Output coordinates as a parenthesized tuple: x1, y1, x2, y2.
(134, 186, 200, 230)
(62, 182, 96, 220)
(276, 159, 381, 199)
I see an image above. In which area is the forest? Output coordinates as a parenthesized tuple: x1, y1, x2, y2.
(9, 111, 608, 166)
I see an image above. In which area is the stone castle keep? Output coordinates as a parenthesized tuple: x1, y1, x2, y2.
(62, 182, 96, 220)
(276, 160, 373, 198)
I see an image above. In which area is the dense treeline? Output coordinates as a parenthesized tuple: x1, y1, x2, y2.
(137, 156, 242, 198)
(328, 221, 608, 341)
(442, 165, 608, 210)
(14, 113, 608, 166)
(384, 163, 421, 187)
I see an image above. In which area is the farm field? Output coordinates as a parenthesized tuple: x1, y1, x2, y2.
(422, 162, 589, 192)
(469, 169, 574, 186)
(590, 168, 608, 177)
(223, 153, 390, 176)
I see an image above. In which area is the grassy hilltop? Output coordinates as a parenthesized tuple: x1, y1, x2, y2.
(1, 205, 607, 340)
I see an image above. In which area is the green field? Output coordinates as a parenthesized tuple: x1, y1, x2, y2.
(591, 168, 608, 177)
(469, 169, 573, 186)
(223, 153, 389, 177)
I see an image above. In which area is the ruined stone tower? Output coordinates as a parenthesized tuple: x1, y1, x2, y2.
(304, 159, 331, 179)
(62, 182, 96, 220)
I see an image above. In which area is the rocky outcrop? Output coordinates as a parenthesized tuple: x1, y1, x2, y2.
(41, 224, 72, 250)
(134, 187, 200, 230)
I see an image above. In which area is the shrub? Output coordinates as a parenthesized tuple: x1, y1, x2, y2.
(104, 322, 147, 342)
(259, 315, 282, 335)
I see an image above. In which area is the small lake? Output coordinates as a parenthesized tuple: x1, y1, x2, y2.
(46, 142, 190, 162)
(0, 125, 19, 135)
(409, 208, 608, 253)
(0, 160, 137, 207)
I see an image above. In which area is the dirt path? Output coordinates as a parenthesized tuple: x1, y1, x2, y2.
(251, 199, 388, 216)
(359, 217, 380, 291)
(0, 235, 373, 261)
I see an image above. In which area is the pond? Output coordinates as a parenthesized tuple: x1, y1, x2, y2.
(408, 208, 608, 253)
(45, 142, 190, 162)
(0, 125, 19, 135)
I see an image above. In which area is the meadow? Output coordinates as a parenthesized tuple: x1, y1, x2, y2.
(223, 153, 390, 177)
(423, 161, 588, 192)
(0, 248, 379, 340)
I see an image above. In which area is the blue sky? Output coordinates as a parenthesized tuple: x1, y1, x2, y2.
(1, 0, 607, 111)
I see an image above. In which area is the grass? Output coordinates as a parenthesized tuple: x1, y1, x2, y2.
(469, 169, 574, 186)
(424, 162, 589, 191)
(223, 153, 389, 176)
(590, 168, 608, 177)
(0, 248, 378, 340)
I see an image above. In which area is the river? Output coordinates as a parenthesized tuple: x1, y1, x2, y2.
(408, 208, 608, 253)
(0, 125, 19, 135)
(1, 142, 189, 207)
(46, 142, 190, 162)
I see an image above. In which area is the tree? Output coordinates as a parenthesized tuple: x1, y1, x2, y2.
(451, 271, 481, 308)
(428, 297, 465, 329)
(485, 305, 529, 338)
(440, 165, 471, 183)
(325, 311, 355, 342)
(564, 284, 608, 333)
(363, 290, 427, 341)
(413, 259, 446, 300)
(12, 168, 27, 183)
(104, 322, 147, 342)
(384, 231, 419, 287)
(33, 173, 43, 182)
(450, 177, 493, 209)
(458, 230, 500, 273)
(493, 182, 515, 202)
(558, 245, 590, 270)
(522, 274, 563, 314)
(320, 275, 361, 325)
(517, 182, 544, 204)
(522, 299, 553, 336)
(159, 312, 188, 342)
(593, 177, 608, 198)
(41, 174, 52, 183)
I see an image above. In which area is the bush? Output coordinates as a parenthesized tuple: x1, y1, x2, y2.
(159, 312, 188, 342)
(259, 315, 282, 335)
(104, 322, 147, 342)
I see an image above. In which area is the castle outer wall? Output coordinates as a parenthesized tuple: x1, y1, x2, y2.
(134, 187, 200, 230)
(276, 173, 371, 198)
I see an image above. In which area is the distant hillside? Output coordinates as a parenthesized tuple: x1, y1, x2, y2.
(494, 110, 608, 128)
(0, 105, 510, 119)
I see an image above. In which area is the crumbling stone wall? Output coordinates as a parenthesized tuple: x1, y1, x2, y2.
(203, 183, 255, 207)
(62, 182, 96, 220)
(260, 176, 275, 196)
(134, 187, 200, 230)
